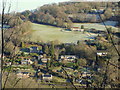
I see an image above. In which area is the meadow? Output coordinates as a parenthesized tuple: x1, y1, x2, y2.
(28, 21, 118, 43)
(74, 21, 118, 31)
(30, 23, 97, 44)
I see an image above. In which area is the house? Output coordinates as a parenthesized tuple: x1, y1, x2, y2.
(28, 59, 34, 64)
(41, 58, 50, 63)
(5, 62, 12, 66)
(30, 46, 39, 53)
(90, 8, 104, 14)
(42, 74, 53, 81)
(20, 48, 30, 54)
(39, 50, 43, 54)
(71, 27, 84, 32)
(60, 55, 76, 62)
(76, 79, 82, 83)
(38, 55, 44, 60)
(96, 50, 108, 56)
(21, 59, 33, 65)
(21, 59, 28, 65)
(81, 72, 91, 78)
(17, 72, 30, 78)
(0, 54, 5, 59)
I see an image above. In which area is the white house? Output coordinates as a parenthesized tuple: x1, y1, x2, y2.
(21, 59, 33, 65)
(41, 58, 50, 63)
(42, 74, 53, 81)
(97, 50, 108, 56)
(81, 72, 91, 77)
(60, 55, 76, 62)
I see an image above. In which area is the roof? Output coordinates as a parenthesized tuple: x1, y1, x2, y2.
(30, 46, 38, 48)
(17, 72, 29, 74)
(72, 27, 79, 29)
(22, 72, 29, 74)
(21, 60, 28, 62)
(64, 55, 76, 57)
(41, 58, 48, 61)
(42, 75, 52, 77)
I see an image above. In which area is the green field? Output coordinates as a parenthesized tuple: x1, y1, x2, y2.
(30, 23, 96, 43)
(30, 21, 118, 43)
(74, 21, 118, 31)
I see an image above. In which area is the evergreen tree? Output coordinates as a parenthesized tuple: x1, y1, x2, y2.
(44, 45, 49, 55)
(81, 25, 84, 29)
(21, 41, 25, 48)
(49, 42, 55, 67)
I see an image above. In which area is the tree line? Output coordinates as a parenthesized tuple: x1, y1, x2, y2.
(18, 2, 118, 28)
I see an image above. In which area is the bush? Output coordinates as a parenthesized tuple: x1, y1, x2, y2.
(65, 63, 74, 67)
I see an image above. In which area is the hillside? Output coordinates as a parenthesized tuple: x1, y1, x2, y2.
(30, 23, 97, 43)
(20, 2, 118, 28)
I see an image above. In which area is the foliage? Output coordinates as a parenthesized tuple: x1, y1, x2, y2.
(65, 63, 75, 67)
(19, 2, 116, 28)
(43, 44, 49, 55)
(81, 25, 84, 29)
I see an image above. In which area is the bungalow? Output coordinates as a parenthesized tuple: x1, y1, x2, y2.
(96, 50, 108, 56)
(17, 72, 30, 78)
(60, 55, 76, 62)
(42, 74, 53, 81)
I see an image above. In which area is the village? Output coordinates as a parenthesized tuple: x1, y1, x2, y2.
(1, 1, 119, 88)
(2, 33, 113, 87)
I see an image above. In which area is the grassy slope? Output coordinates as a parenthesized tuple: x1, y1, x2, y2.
(31, 23, 96, 43)
(30, 21, 118, 43)
(73, 22, 118, 31)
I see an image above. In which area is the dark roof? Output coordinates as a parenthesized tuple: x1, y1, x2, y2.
(17, 72, 29, 74)
(30, 46, 38, 49)
(22, 72, 29, 74)
(43, 75, 52, 77)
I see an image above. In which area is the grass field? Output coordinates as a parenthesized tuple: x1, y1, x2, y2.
(74, 21, 118, 31)
(30, 21, 118, 43)
(30, 23, 97, 43)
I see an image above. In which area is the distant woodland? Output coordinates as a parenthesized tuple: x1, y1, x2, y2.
(2, 2, 119, 28)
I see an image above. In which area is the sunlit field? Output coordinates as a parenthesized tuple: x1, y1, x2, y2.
(30, 23, 97, 43)
(74, 21, 118, 31)
(30, 21, 118, 43)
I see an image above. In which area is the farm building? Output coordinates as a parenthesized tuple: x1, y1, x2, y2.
(71, 27, 84, 32)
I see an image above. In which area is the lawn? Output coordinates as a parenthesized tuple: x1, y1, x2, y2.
(30, 23, 97, 44)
